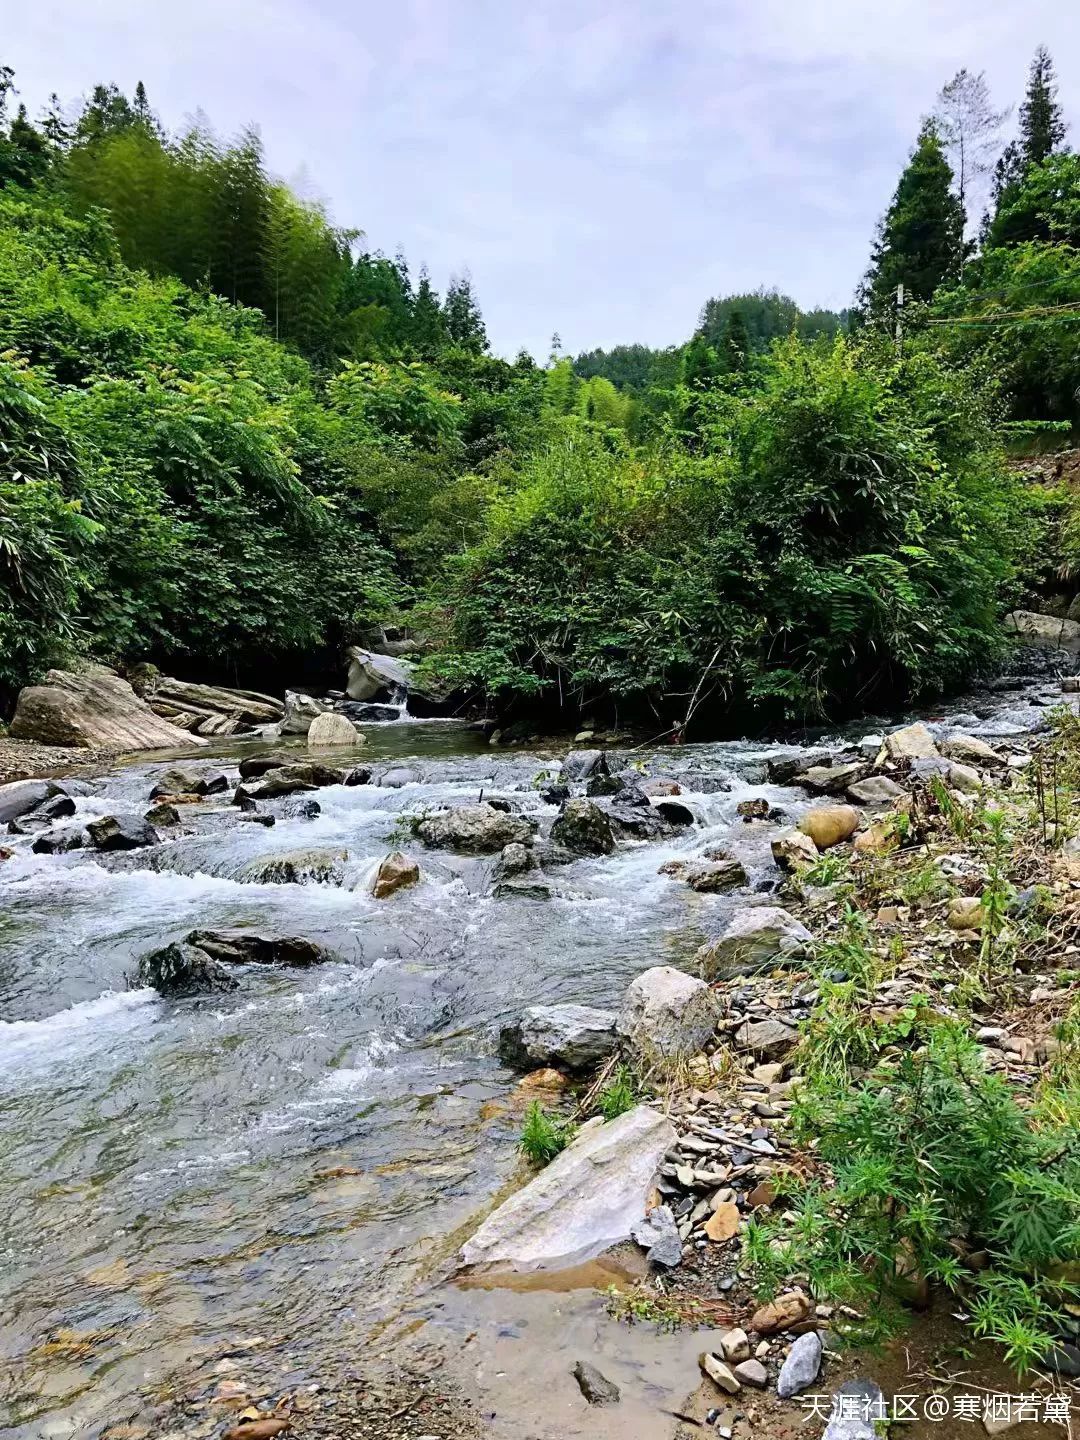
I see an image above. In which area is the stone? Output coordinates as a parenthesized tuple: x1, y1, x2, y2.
(948, 896, 985, 931)
(560, 749, 608, 781)
(879, 722, 939, 763)
(617, 966, 718, 1059)
(941, 733, 1005, 768)
(797, 762, 868, 794)
(771, 828, 818, 870)
(705, 1203, 741, 1243)
(1005, 609, 1080, 652)
(372, 852, 420, 899)
(144, 803, 181, 828)
(641, 777, 681, 797)
(0, 779, 53, 823)
(853, 820, 897, 856)
(630, 1203, 683, 1268)
(499, 1005, 618, 1074)
(766, 751, 832, 785)
(307, 711, 365, 747)
(652, 798, 695, 827)
(847, 775, 906, 805)
(281, 691, 331, 734)
(150, 766, 225, 798)
(31, 793, 76, 821)
(753, 1062, 783, 1083)
(736, 797, 770, 820)
(459, 1105, 677, 1269)
(681, 860, 747, 892)
(700, 1354, 740, 1394)
(821, 1380, 885, 1440)
(571, 1360, 620, 1406)
(138, 942, 237, 997)
(719, 1328, 750, 1364)
(798, 805, 859, 849)
(417, 803, 535, 854)
(496, 841, 534, 878)
(750, 1291, 812, 1334)
(345, 646, 413, 701)
(87, 814, 160, 851)
(32, 829, 84, 854)
(237, 753, 290, 779)
(239, 847, 348, 885)
(585, 771, 623, 796)
(733, 1359, 768, 1389)
(379, 766, 419, 788)
(776, 1330, 822, 1397)
(184, 930, 336, 967)
(735, 1017, 798, 1061)
(344, 766, 372, 786)
(697, 906, 812, 980)
(550, 798, 615, 856)
(10, 665, 206, 750)
(746, 1180, 778, 1208)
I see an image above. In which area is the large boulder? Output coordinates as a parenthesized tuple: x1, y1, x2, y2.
(416, 803, 535, 854)
(617, 966, 718, 1059)
(550, 798, 615, 856)
(239, 847, 348, 885)
(1006, 609, 1080, 652)
(10, 666, 206, 750)
(771, 828, 819, 871)
(698, 906, 813, 980)
(940, 733, 1005, 769)
(499, 1004, 618, 1073)
(459, 1105, 677, 1270)
(87, 814, 160, 852)
(235, 763, 346, 801)
(345, 647, 413, 701)
(847, 775, 906, 805)
(0, 779, 53, 824)
(150, 766, 227, 799)
(307, 711, 365, 747)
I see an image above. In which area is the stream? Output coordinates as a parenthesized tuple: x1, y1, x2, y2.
(0, 671, 1069, 1439)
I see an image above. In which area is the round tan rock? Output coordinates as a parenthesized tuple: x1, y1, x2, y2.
(307, 711, 365, 747)
(798, 804, 859, 849)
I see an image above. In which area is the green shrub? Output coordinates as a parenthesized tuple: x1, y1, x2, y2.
(594, 1064, 637, 1121)
(518, 1101, 576, 1167)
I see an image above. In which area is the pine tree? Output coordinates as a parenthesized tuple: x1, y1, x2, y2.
(411, 266, 447, 357)
(40, 92, 72, 153)
(443, 271, 487, 353)
(1019, 45, 1066, 169)
(860, 121, 966, 312)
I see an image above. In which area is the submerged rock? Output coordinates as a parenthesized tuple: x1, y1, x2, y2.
(571, 1360, 620, 1406)
(417, 803, 535, 854)
(459, 1105, 676, 1270)
(239, 847, 348, 885)
(184, 929, 337, 967)
(550, 798, 614, 856)
(698, 906, 812, 980)
(617, 966, 718, 1059)
(87, 814, 160, 852)
(499, 1004, 618, 1073)
(138, 942, 237, 996)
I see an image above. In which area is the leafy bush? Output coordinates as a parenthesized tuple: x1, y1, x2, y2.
(427, 337, 1029, 726)
(518, 1100, 576, 1166)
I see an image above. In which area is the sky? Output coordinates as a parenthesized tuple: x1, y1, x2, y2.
(4, 1, 1079, 359)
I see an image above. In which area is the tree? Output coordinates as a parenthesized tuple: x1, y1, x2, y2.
(411, 265, 447, 357)
(1019, 45, 1066, 170)
(681, 333, 721, 388)
(932, 69, 1010, 222)
(443, 271, 487, 353)
(861, 121, 966, 313)
(720, 310, 750, 373)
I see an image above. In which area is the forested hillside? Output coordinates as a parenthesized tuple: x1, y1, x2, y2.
(0, 50, 1078, 731)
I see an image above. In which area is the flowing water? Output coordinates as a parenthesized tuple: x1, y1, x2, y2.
(0, 678, 1067, 1438)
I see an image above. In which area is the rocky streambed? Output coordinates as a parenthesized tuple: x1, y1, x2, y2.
(0, 663, 1077, 1440)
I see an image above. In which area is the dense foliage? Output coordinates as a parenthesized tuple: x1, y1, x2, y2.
(0, 51, 1076, 725)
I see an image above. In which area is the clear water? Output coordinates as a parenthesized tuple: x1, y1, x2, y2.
(0, 685, 1064, 1436)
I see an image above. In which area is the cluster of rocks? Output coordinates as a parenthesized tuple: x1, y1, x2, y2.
(139, 929, 340, 996)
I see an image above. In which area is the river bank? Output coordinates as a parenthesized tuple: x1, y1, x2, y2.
(1, 659, 1078, 1439)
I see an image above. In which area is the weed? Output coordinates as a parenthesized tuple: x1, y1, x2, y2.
(518, 1100, 576, 1166)
(593, 1064, 637, 1121)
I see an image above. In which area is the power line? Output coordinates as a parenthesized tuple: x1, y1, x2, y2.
(922, 299, 1080, 327)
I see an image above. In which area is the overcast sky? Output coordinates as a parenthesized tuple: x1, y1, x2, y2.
(4, 2, 1079, 358)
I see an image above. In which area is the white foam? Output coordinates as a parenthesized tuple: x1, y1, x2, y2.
(0, 989, 158, 1070)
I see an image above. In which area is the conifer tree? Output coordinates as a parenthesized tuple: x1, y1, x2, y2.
(720, 310, 750, 373)
(860, 121, 965, 312)
(411, 266, 447, 357)
(443, 271, 487, 353)
(1019, 45, 1066, 169)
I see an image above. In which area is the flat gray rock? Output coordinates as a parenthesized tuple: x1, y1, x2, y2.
(776, 1330, 822, 1398)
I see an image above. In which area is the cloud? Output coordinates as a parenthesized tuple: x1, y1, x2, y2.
(5, 0, 1078, 356)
